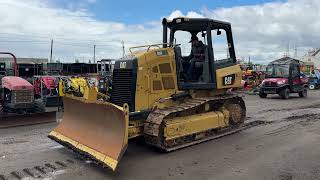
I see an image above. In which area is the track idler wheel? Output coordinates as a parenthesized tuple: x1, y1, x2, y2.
(224, 97, 246, 126)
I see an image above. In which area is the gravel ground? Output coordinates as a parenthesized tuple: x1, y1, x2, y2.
(1, 90, 320, 180)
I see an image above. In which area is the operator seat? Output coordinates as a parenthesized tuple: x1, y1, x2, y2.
(192, 44, 208, 82)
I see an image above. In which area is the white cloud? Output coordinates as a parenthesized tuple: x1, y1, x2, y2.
(202, 0, 320, 62)
(167, 10, 204, 20)
(0, 0, 161, 62)
(0, 0, 319, 64)
(167, 10, 184, 20)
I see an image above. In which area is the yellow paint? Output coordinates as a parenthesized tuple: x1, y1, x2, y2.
(68, 77, 88, 94)
(49, 98, 130, 171)
(49, 131, 79, 148)
(128, 119, 144, 138)
(63, 95, 129, 145)
(83, 86, 98, 102)
(132, 48, 242, 111)
(216, 65, 242, 89)
(164, 110, 229, 140)
(134, 48, 178, 111)
(49, 131, 119, 171)
(58, 80, 65, 97)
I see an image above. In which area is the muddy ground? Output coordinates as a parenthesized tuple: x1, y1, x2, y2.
(1, 91, 320, 180)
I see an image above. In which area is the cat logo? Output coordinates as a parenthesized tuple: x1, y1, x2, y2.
(120, 62, 126, 69)
(223, 74, 235, 85)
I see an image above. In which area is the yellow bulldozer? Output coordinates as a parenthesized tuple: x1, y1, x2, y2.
(49, 17, 246, 171)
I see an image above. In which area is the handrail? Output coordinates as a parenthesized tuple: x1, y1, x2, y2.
(129, 43, 180, 53)
(0, 52, 18, 76)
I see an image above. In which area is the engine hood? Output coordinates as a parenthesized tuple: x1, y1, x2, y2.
(2, 76, 33, 90)
(264, 78, 288, 84)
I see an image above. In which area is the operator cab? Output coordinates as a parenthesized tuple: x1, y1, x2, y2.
(97, 59, 115, 77)
(163, 17, 237, 90)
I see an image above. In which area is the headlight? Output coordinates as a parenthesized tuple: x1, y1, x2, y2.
(277, 80, 286, 85)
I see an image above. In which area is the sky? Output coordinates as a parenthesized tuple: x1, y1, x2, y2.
(50, 0, 278, 24)
(0, 0, 318, 64)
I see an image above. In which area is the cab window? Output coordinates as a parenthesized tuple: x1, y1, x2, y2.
(211, 29, 230, 62)
(174, 31, 205, 57)
(292, 65, 300, 77)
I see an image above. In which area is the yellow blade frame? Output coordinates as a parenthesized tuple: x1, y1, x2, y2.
(49, 95, 129, 171)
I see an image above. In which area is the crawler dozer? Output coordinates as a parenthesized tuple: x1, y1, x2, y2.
(49, 17, 246, 171)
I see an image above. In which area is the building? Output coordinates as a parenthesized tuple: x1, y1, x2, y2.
(0, 57, 99, 76)
(301, 48, 320, 69)
(0, 57, 47, 65)
(0, 57, 48, 77)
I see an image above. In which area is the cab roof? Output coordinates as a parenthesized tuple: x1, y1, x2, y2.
(163, 17, 231, 32)
(270, 57, 301, 65)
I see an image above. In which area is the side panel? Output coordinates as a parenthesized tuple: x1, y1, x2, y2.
(164, 111, 228, 140)
(215, 65, 242, 89)
(135, 48, 178, 111)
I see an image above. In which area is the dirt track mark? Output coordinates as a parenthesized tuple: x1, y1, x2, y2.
(266, 113, 320, 136)
(285, 113, 320, 122)
(1, 139, 28, 145)
(258, 103, 320, 114)
(0, 175, 7, 180)
(279, 172, 293, 180)
(0, 159, 74, 180)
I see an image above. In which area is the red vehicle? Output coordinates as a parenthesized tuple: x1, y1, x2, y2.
(33, 76, 61, 108)
(242, 70, 264, 90)
(0, 52, 56, 128)
(0, 52, 34, 111)
(259, 57, 308, 99)
(1, 76, 34, 111)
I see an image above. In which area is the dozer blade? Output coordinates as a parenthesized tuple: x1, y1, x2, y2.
(48, 96, 129, 171)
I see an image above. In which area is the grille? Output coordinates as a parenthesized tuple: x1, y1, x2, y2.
(12, 90, 34, 104)
(111, 69, 136, 112)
